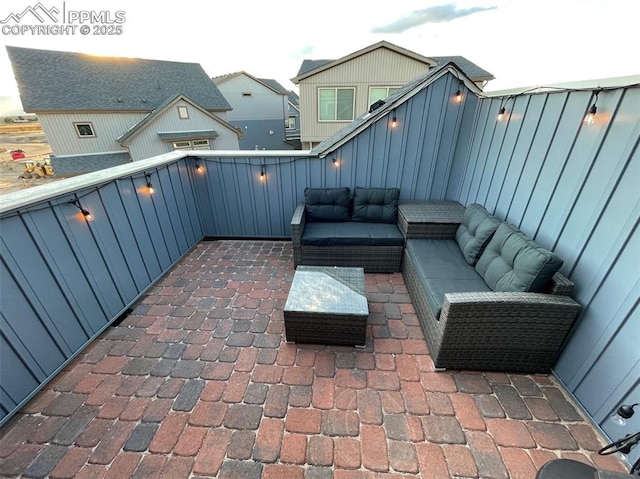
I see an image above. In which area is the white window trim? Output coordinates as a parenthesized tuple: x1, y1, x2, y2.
(177, 106, 189, 119)
(368, 86, 402, 105)
(317, 87, 355, 122)
(286, 117, 296, 129)
(172, 139, 210, 151)
(74, 122, 96, 138)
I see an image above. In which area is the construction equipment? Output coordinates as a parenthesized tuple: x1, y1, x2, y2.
(19, 158, 55, 179)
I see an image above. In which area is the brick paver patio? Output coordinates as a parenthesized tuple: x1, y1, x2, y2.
(0, 241, 629, 478)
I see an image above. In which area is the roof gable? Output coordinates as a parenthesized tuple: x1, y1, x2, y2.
(213, 71, 288, 96)
(292, 41, 493, 84)
(118, 94, 241, 145)
(292, 41, 436, 83)
(7, 46, 231, 112)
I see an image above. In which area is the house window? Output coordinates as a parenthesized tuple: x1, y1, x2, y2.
(74, 122, 95, 138)
(318, 88, 355, 122)
(286, 116, 296, 129)
(172, 139, 210, 150)
(369, 86, 401, 105)
(191, 139, 210, 150)
(177, 106, 189, 119)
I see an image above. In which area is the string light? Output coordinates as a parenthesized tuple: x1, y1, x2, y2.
(496, 96, 514, 122)
(260, 164, 266, 181)
(454, 81, 463, 103)
(145, 173, 154, 194)
(332, 158, 339, 167)
(391, 112, 397, 128)
(195, 163, 203, 172)
(69, 199, 92, 221)
(584, 90, 600, 125)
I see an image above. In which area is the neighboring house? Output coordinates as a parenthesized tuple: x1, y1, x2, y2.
(6, 46, 242, 174)
(291, 40, 493, 149)
(286, 91, 301, 148)
(213, 71, 299, 150)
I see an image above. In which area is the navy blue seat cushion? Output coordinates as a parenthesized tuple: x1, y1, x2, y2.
(406, 239, 490, 318)
(475, 223, 563, 292)
(304, 187, 350, 222)
(455, 204, 501, 265)
(352, 187, 400, 224)
(301, 222, 404, 246)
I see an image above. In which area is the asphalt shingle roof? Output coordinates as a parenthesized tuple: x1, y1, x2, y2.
(6, 46, 231, 112)
(257, 78, 290, 95)
(429, 56, 494, 80)
(296, 59, 333, 77)
(296, 54, 493, 82)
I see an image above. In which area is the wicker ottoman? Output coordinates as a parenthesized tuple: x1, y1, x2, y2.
(398, 201, 465, 239)
(284, 266, 369, 346)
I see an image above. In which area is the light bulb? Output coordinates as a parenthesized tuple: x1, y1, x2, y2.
(497, 107, 506, 122)
(584, 105, 597, 125)
(391, 116, 397, 128)
(455, 90, 462, 103)
(609, 413, 627, 427)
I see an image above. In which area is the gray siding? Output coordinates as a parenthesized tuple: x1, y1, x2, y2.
(127, 99, 240, 160)
(230, 119, 295, 150)
(0, 156, 204, 425)
(298, 48, 430, 144)
(217, 75, 287, 121)
(38, 112, 144, 155)
(455, 87, 640, 465)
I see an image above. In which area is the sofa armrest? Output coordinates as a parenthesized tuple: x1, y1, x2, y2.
(291, 203, 306, 243)
(291, 203, 306, 266)
(548, 272, 574, 296)
(426, 291, 580, 371)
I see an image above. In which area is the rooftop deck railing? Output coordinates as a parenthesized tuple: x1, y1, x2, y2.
(1, 78, 638, 469)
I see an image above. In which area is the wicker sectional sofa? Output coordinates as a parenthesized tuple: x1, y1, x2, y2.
(403, 203, 581, 373)
(291, 187, 404, 273)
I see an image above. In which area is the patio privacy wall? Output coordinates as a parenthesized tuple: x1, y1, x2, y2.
(0, 158, 207, 425)
(0, 71, 638, 465)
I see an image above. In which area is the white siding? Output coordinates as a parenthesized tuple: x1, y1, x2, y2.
(298, 48, 430, 143)
(38, 112, 145, 155)
(126, 99, 239, 160)
(217, 75, 287, 121)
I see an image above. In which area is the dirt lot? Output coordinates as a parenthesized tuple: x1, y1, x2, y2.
(0, 122, 59, 195)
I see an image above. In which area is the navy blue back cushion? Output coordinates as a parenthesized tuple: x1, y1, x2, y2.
(304, 187, 351, 222)
(351, 187, 400, 223)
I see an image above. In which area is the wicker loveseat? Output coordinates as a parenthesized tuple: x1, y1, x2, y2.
(403, 203, 581, 373)
(291, 187, 404, 273)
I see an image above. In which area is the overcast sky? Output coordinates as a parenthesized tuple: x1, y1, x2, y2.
(1, 0, 639, 113)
